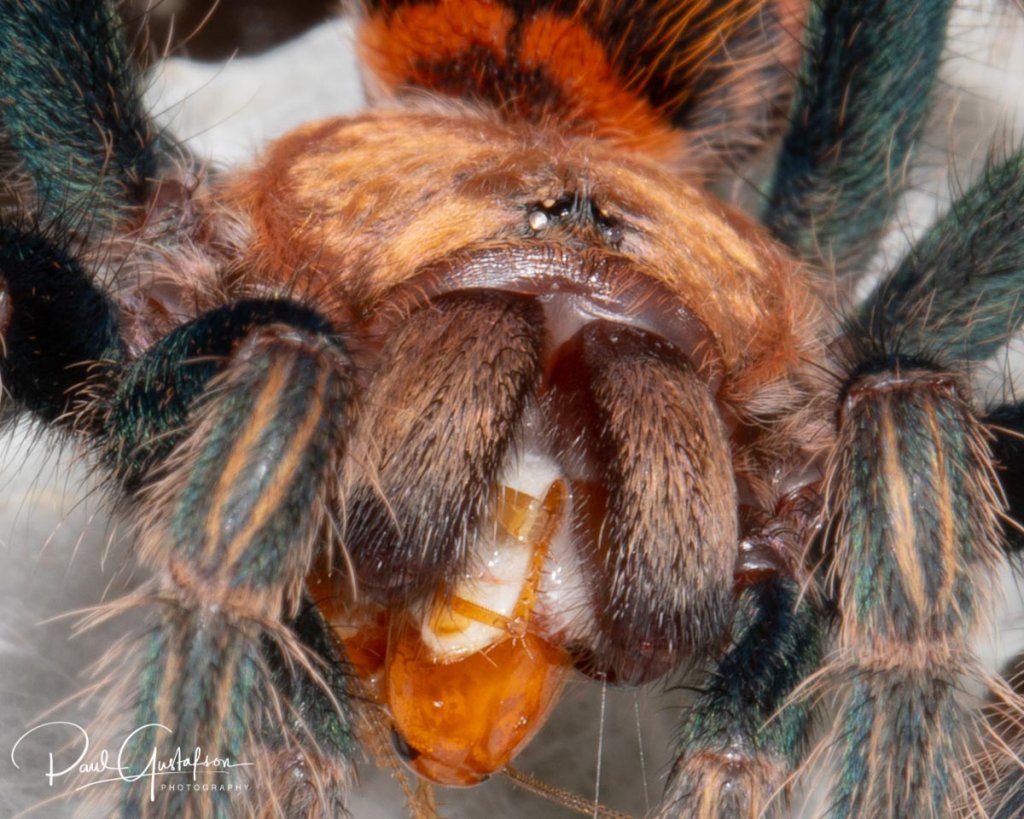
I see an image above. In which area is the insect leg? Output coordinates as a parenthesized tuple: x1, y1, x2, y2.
(765, 0, 954, 274)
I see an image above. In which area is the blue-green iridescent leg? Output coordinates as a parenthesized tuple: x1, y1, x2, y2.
(857, 150, 1024, 363)
(822, 149, 1024, 818)
(0, 224, 124, 425)
(0, 0, 161, 228)
(103, 299, 338, 491)
(825, 361, 1002, 818)
(657, 575, 824, 819)
(0, 244, 360, 815)
(118, 318, 355, 818)
(765, 0, 953, 275)
(0, 3, 382, 813)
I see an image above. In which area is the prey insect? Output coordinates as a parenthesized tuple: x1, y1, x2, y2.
(2, 0, 1024, 817)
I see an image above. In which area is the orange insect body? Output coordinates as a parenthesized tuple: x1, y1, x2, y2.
(312, 482, 571, 785)
(386, 623, 567, 785)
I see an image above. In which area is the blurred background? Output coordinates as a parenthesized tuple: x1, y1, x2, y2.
(125, 0, 336, 60)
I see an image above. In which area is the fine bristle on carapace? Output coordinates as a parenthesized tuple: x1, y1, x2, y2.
(356, 0, 807, 169)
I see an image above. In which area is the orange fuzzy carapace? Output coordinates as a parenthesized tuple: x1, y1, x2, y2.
(222, 108, 822, 406)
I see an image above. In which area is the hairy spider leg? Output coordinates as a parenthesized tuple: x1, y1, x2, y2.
(860, 154, 1024, 815)
(765, 0, 954, 276)
(1, 12, 363, 804)
(117, 321, 354, 818)
(0, 227, 124, 425)
(6, 0, 1024, 816)
(835, 142, 1024, 817)
(859, 153, 1024, 366)
(650, 2, 963, 814)
(105, 300, 340, 490)
(658, 576, 823, 819)
(0, 218, 359, 819)
(826, 360, 1002, 818)
(0, 0, 159, 227)
(657, 479, 826, 819)
(687, 0, 1024, 814)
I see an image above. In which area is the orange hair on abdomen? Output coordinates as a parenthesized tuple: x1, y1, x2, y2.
(356, 0, 807, 170)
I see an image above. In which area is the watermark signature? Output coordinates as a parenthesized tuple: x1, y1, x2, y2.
(10, 721, 252, 803)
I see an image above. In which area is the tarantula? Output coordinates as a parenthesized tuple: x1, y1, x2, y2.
(2, 0, 1024, 816)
